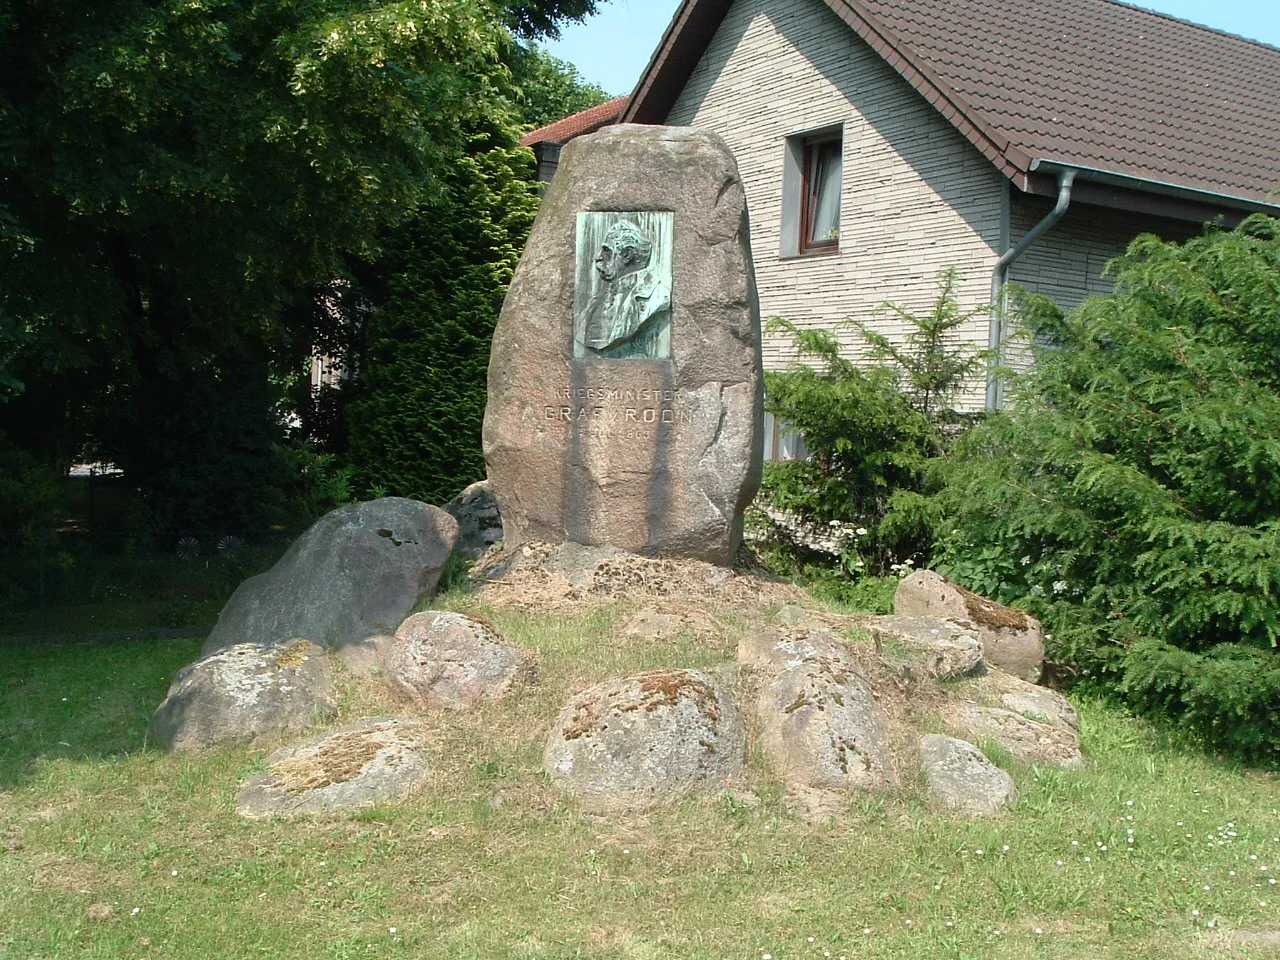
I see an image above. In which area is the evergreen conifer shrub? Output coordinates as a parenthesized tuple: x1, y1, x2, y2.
(933, 215, 1280, 760)
(343, 141, 540, 505)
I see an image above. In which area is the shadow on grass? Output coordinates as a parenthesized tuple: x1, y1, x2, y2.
(0, 635, 203, 790)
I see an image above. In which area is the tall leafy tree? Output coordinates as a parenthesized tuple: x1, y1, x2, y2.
(0, 0, 596, 529)
(333, 34, 608, 504)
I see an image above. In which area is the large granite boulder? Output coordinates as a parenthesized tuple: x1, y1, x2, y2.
(444, 480, 503, 560)
(234, 718, 430, 818)
(919, 735, 1017, 816)
(544, 669, 746, 813)
(202, 498, 458, 668)
(894, 570, 1045, 682)
(483, 125, 764, 565)
(150, 639, 336, 754)
(756, 656, 898, 793)
(383, 611, 535, 710)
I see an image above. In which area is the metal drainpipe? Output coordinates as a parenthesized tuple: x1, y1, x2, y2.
(985, 167, 1077, 410)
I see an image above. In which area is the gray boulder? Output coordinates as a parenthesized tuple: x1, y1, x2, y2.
(1001, 686, 1080, 733)
(919, 735, 1017, 816)
(202, 498, 458, 670)
(757, 656, 898, 792)
(383, 611, 535, 710)
(737, 624, 854, 676)
(864, 615, 984, 679)
(894, 570, 1045, 682)
(544, 669, 746, 813)
(942, 699, 1084, 769)
(444, 480, 503, 560)
(150, 639, 336, 754)
(483, 125, 763, 565)
(234, 718, 430, 818)
(619, 607, 722, 641)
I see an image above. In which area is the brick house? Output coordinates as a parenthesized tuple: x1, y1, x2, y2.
(522, 0, 1280, 434)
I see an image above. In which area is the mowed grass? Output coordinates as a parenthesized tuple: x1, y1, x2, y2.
(3, 592, 1280, 960)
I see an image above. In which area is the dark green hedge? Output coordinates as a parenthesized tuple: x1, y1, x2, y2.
(343, 142, 540, 505)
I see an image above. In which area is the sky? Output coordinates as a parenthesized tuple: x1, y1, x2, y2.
(543, 0, 1280, 97)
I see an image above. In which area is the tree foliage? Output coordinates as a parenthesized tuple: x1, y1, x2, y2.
(756, 272, 985, 580)
(342, 136, 540, 504)
(0, 0, 594, 531)
(933, 215, 1280, 759)
(511, 43, 610, 128)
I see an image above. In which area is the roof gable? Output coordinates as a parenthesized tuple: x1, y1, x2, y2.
(624, 0, 1280, 208)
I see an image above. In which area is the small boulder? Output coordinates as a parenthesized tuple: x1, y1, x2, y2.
(444, 480, 503, 560)
(235, 718, 430, 818)
(150, 639, 336, 754)
(773, 604, 837, 633)
(737, 625, 853, 676)
(960, 669, 1081, 732)
(383, 611, 534, 710)
(202, 498, 458, 670)
(544, 669, 746, 813)
(864, 615, 984, 679)
(919, 735, 1017, 816)
(894, 570, 1045, 682)
(620, 607, 722, 641)
(757, 657, 898, 792)
(942, 700, 1084, 769)
(1001, 687, 1080, 733)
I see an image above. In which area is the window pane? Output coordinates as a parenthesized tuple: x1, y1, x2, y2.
(808, 141, 842, 245)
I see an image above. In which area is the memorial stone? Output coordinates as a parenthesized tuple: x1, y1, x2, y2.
(483, 125, 763, 565)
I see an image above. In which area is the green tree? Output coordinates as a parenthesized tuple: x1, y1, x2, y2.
(755, 273, 985, 582)
(511, 43, 611, 128)
(0, 0, 595, 530)
(933, 215, 1280, 759)
(342, 135, 540, 504)
(329, 29, 607, 505)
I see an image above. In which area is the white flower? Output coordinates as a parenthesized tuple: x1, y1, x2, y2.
(1052, 580, 1069, 594)
(131, 907, 140, 916)
(856, 527, 868, 536)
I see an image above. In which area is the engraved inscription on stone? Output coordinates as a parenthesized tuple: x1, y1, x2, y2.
(542, 384, 695, 439)
(574, 212, 673, 360)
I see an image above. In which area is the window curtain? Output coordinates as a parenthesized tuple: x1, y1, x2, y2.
(808, 142, 842, 245)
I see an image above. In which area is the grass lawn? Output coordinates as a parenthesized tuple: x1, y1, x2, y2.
(2, 590, 1279, 959)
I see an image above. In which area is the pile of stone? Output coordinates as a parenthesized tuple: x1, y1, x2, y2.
(148, 488, 1080, 822)
(540, 571, 1081, 818)
(147, 124, 1085, 823)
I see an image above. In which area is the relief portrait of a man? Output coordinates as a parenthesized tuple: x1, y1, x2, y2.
(576, 217, 672, 360)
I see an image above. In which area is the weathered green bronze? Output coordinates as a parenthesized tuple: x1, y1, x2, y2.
(574, 211, 673, 360)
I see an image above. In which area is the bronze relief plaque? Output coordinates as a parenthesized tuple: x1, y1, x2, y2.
(573, 211, 674, 360)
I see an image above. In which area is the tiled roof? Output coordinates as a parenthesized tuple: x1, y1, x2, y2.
(519, 96, 630, 147)
(624, 0, 1280, 206)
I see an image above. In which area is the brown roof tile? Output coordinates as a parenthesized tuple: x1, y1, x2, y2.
(518, 96, 630, 147)
(853, 0, 1280, 202)
(624, 0, 1280, 206)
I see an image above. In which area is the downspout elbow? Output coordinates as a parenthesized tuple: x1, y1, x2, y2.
(986, 168, 1077, 410)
